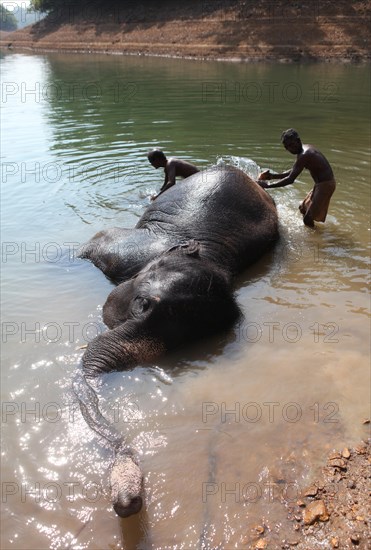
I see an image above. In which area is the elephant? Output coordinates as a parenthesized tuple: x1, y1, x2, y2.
(74, 165, 279, 518)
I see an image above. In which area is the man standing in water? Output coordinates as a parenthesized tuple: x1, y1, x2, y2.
(148, 149, 199, 200)
(258, 129, 336, 227)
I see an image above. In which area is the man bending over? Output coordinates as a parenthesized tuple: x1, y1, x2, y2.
(258, 129, 336, 227)
(148, 149, 199, 201)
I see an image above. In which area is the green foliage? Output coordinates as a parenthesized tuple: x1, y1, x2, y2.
(0, 4, 18, 31)
(30, 0, 63, 12)
(30, 0, 107, 13)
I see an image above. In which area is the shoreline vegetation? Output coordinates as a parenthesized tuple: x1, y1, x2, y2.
(1, 0, 370, 62)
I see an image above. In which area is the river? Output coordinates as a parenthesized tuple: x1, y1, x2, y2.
(1, 51, 370, 549)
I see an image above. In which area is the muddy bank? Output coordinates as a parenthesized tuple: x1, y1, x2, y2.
(1, 0, 370, 62)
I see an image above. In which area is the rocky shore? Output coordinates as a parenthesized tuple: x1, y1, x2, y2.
(1, 0, 370, 62)
(249, 438, 370, 549)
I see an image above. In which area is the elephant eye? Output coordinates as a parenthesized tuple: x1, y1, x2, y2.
(132, 296, 151, 316)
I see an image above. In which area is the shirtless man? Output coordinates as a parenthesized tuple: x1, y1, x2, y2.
(148, 149, 199, 201)
(258, 129, 336, 227)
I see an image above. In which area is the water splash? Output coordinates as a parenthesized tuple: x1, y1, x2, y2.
(216, 155, 261, 180)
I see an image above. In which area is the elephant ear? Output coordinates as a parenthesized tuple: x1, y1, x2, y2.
(167, 239, 201, 258)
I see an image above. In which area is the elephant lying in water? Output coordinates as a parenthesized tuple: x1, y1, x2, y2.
(75, 165, 278, 517)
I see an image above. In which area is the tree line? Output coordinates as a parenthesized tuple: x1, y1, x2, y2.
(30, 0, 126, 12)
(0, 4, 18, 30)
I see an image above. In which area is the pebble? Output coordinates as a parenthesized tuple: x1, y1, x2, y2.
(303, 500, 329, 525)
(347, 479, 356, 489)
(303, 485, 318, 497)
(342, 447, 351, 459)
(255, 539, 267, 549)
(350, 533, 360, 543)
(331, 537, 339, 548)
(296, 499, 305, 507)
(329, 452, 342, 460)
(328, 458, 347, 469)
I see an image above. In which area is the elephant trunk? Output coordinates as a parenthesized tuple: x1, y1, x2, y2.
(110, 449, 143, 518)
(82, 323, 166, 377)
(78, 325, 166, 516)
(73, 371, 146, 518)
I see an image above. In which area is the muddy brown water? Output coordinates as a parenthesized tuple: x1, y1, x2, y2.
(1, 52, 370, 548)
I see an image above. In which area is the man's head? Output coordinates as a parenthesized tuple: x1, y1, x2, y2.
(281, 128, 303, 154)
(147, 149, 167, 169)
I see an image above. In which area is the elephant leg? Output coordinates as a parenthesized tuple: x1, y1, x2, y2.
(78, 227, 173, 283)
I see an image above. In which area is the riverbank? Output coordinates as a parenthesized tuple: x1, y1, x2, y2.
(1, 0, 370, 62)
(287, 439, 370, 550)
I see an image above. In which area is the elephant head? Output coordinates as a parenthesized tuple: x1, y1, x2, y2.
(82, 240, 240, 377)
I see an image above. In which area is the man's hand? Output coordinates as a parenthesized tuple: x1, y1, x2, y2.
(258, 180, 269, 189)
(258, 170, 271, 181)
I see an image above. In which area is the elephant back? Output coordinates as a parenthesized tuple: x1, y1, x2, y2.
(137, 166, 279, 274)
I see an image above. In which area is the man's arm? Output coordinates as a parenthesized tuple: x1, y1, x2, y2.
(269, 170, 291, 180)
(159, 162, 176, 193)
(152, 163, 177, 200)
(258, 169, 290, 182)
(263, 157, 305, 189)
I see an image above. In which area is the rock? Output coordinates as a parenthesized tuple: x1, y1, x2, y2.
(296, 499, 305, 507)
(253, 525, 265, 535)
(303, 485, 318, 497)
(342, 447, 351, 459)
(331, 537, 339, 548)
(347, 479, 356, 489)
(361, 418, 370, 424)
(255, 539, 267, 549)
(303, 500, 330, 525)
(350, 533, 360, 543)
(354, 444, 366, 455)
(328, 458, 347, 469)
